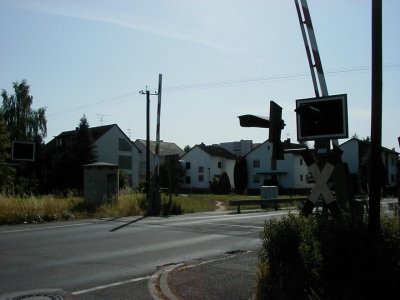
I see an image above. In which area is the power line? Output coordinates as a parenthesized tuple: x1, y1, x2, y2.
(46, 62, 400, 120)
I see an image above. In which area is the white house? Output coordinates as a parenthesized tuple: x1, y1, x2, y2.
(245, 140, 312, 192)
(340, 138, 399, 188)
(180, 143, 236, 190)
(134, 139, 185, 179)
(47, 124, 141, 188)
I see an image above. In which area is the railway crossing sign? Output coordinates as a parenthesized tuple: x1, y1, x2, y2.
(301, 147, 343, 214)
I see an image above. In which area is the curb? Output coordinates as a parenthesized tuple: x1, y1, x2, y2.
(148, 263, 184, 300)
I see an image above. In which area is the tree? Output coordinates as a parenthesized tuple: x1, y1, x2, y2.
(210, 172, 232, 194)
(184, 145, 191, 153)
(1, 80, 47, 193)
(69, 115, 97, 190)
(0, 116, 15, 192)
(234, 156, 248, 194)
(1, 80, 46, 141)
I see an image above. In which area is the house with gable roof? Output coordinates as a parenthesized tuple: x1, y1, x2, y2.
(340, 138, 399, 190)
(245, 139, 312, 193)
(180, 143, 236, 191)
(46, 124, 141, 188)
(134, 139, 185, 180)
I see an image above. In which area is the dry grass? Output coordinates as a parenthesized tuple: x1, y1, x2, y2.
(0, 191, 272, 225)
(0, 194, 81, 224)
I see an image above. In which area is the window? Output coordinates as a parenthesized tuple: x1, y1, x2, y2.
(300, 174, 303, 181)
(198, 175, 204, 182)
(218, 161, 222, 168)
(56, 138, 63, 147)
(253, 174, 260, 183)
(198, 166, 204, 173)
(119, 138, 132, 151)
(186, 162, 191, 170)
(119, 155, 132, 170)
(391, 174, 395, 183)
(253, 160, 260, 168)
(300, 159, 303, 165)
(185, 176, 191, 184)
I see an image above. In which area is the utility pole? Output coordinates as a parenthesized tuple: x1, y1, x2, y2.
(368, 0, 383, 237)
(139, 86, 158, 215)
(152, 74, 163, 215)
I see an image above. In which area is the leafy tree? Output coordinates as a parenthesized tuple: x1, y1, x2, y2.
(184, 145, 191, 153)
(210, 172, 232, 194)
(1, 80, 47, 193)
(1, 80, 46, 141)
(69, 115, 97, 190)
(219, 172, 232, 194)
(0, 116, 15, 192)
(234, 156, 248, 194)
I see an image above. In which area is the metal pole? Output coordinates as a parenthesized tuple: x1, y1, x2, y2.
(368, 0, 382, 236)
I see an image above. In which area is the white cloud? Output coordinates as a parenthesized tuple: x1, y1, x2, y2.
(14, 0, 238, 52)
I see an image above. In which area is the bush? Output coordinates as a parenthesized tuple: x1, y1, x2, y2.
(256, 213, 400, 299)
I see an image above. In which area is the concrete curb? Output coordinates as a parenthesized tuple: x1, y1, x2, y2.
(148, 263, 184, 300)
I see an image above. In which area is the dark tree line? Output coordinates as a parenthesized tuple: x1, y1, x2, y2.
(0, 80, 97, 194)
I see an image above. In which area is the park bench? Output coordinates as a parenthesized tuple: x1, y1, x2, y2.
(229, 197, 307, 214)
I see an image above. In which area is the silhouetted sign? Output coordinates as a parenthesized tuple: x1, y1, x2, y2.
(295, 94, 348, 141)
(12, 141, 35, 161)
(238, 101, 286, 160)
(238, 115, 270, 128)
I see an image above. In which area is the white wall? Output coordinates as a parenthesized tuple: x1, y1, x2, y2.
(181, 146, 211, 189)
(181, 146, 236, 190)
(96, 126, 140, 188)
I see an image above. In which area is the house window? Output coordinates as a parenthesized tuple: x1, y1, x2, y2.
(391, 174, 395, 183)
(218, 161, 222, 168)
(253, 174, 260, 183)
(119, 155, 132, 170)
(300, 159, 303, 165)
(300, 174, 303, 181)
(253, 160, 260, 168)
(198, 166, 204, 173)
(56, 138, 63, 147)
(198, 175, 204, 182)
(119, 138, 132, 151)
(185, 176, 191, 184)
(186, 162, 191, 170)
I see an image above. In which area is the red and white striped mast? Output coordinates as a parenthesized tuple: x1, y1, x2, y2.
(294, 0, 341, 149)
(294, 0, 328, 98)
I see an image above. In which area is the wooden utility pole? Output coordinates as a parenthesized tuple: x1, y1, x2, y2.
(368, 0, 383, 236)
(152, 74, 163, 215)
(140, 87, 157, 215)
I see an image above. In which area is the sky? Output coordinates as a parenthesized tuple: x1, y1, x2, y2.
(0, 0, 399, 152)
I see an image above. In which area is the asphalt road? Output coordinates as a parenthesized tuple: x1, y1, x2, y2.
(0, 210, 288, 299)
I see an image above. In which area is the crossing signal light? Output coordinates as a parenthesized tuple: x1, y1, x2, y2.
(268, 101, 285, 160)
(238, 101, 285, 160)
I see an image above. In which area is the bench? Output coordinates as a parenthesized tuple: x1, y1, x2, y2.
(229, 198, 307, 214)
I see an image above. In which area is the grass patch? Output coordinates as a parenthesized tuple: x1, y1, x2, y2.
(0, 192, 289, 224)
(0, 194, 81, 225)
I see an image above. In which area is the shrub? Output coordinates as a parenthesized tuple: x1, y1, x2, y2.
(256, 213, 400, 299)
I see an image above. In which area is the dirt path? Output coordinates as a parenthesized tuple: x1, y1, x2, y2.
(215, 200, 226, 211)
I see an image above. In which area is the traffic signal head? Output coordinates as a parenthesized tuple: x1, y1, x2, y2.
(268, 101, 285, 160)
